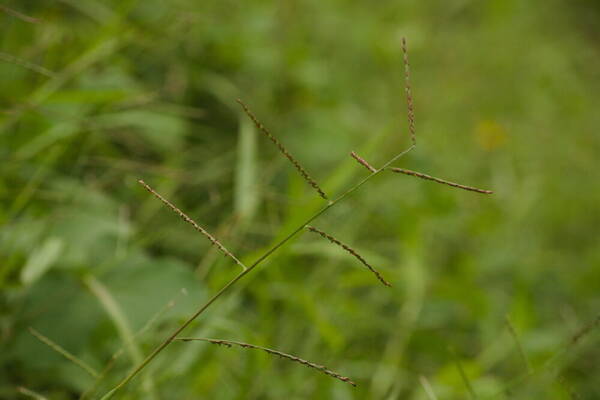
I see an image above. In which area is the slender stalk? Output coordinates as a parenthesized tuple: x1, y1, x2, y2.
(505, 315, 532, 374)
(449, 346, 477, 399)
(99, 145, 414, 399)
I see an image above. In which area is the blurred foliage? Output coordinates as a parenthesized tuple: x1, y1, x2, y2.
(1, 0, 599, 399)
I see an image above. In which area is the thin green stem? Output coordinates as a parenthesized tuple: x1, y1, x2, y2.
(449, 346, 477, 399)
(505, 315, 532, 374)
(29, 328, 99, 378)
(99, 145, 414, 399)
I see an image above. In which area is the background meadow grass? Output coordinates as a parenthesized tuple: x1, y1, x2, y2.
(1, 0, 599, 398)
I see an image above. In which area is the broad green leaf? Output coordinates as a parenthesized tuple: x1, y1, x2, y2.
(234, 112, 258, 221)
(21, 237, 64, 285)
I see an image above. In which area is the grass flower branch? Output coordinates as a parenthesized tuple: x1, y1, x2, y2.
(236, 98, 328, 199)
(402, 37, 416, 146)
(177, 338, 356, 386)
(388, 167, 493, 194)
(350, 151, 377, 173)
(138, 179, 248, 271)
(306, 225, 391, 287)
(99, 38, 493, 399)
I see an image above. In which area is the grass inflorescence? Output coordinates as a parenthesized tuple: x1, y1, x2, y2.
(30, 37, 497, 399)
(138, 179, 248, 271)
(388, 167, 493, 194)
(237, 99, 328, 200)
(350, 151, 377, 173)
(177, 338, 356, 386)
(402, 37, 416, 146)
(306, 225, 392, 287)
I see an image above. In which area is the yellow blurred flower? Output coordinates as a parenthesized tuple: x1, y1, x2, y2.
(475, 119, 508, 151)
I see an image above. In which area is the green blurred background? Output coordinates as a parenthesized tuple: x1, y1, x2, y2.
(1, 0, 599, 399)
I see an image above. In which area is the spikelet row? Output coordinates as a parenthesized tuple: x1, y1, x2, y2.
(306, 226, 391, 287)
(138, 180, 247, 270)
(178, 338, 356, 386)
(237, 99, 328, 200)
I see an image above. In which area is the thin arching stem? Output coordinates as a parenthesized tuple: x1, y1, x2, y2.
(99, 144, 415, 399)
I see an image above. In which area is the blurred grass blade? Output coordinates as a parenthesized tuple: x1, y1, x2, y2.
(16, 122, 79, 160)
(20, 237, 64, 285)
(16, 386, 48, 400)
(505, 315, 532, 374)
(84, 276, 157, 399)
(28, 327, 99, 378)
(0, 52, 54, 77)
(0, 5, 40, 23)
(449, 346, 477, 399)
(57, 0, 115, 23)
(0, 37, 122, 135)
(234, 110, 259, 221)
(80, 291, 182, 399)
(419, 375, 439, 400)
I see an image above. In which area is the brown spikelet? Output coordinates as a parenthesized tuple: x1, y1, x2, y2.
(0, 5, 40, 23)
(387, 168, 493, 194)
(138, 180, 248, 270)
(236, 99, 328, 199)
(306, 226, 391, 287)
(350, 151, 377, 173)
(401, 37, 416, 146)
(177, 338, 356, 386)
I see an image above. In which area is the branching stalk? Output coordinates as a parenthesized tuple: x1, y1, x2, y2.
(99, 144, 415, 399)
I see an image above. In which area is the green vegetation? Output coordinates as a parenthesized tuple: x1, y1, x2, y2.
(2, 1, 599, 399)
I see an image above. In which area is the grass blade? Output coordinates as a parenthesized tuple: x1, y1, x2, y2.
(419, 375, 439, 400)
(505, 315, 532, 374)
(16, 386, 48, 400)
(0, 52, 55, 77)
(449, 346, 477, 399)
(28, 327, 99, 378)
(234, 110, 259, 221)
(84, 276, 157, 399)
(80, 291, 182, 399)
(0, 5, 40, 23)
